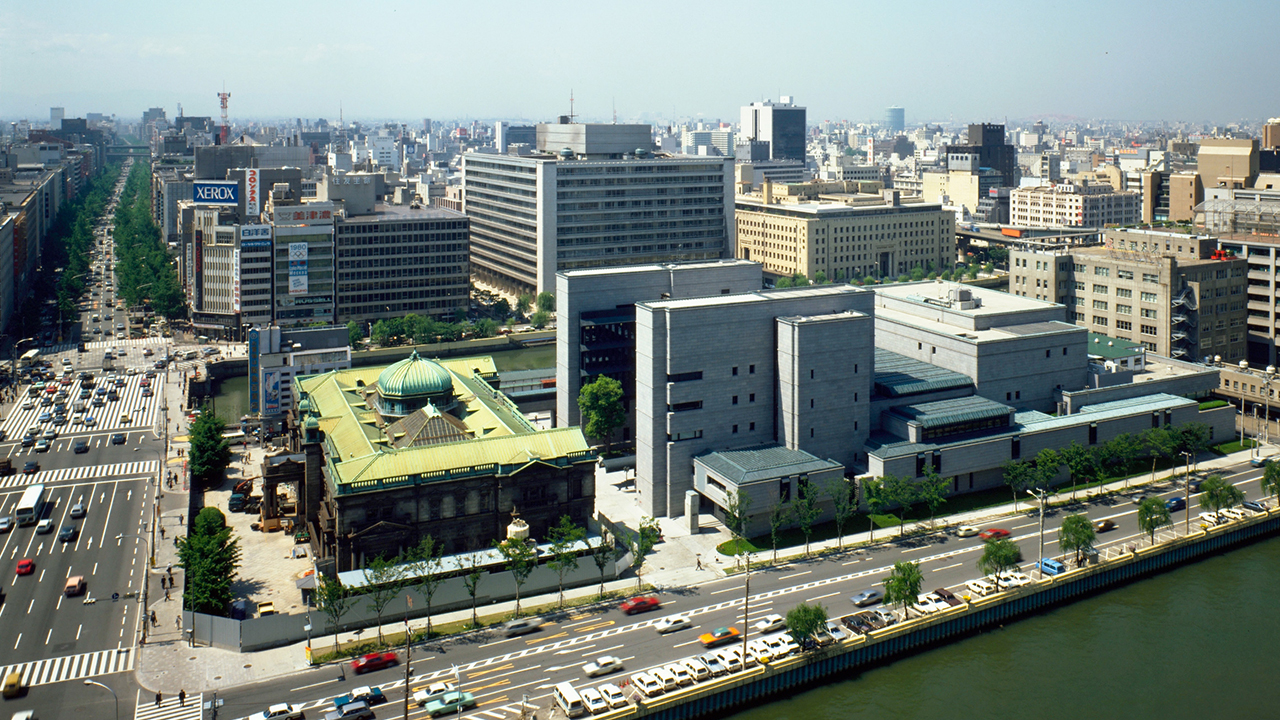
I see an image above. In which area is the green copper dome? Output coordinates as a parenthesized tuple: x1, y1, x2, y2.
(377, 350, 453, 400)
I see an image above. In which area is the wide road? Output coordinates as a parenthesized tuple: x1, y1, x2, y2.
(214, 459, 1274, 720)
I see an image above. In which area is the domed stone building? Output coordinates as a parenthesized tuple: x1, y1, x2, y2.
(288, 350, 597, 572)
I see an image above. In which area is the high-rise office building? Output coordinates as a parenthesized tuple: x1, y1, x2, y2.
(885, 106, 905, 133)
(740, 97, 806, 161)
(49, 107, 64, 130)
(462, 123, 734, 295)
(949, 123, 1018, 187)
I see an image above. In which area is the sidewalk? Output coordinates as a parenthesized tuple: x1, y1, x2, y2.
(134, 438, 1268, 695)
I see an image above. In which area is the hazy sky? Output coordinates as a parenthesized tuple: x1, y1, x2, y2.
(3, 0, 1277, 127)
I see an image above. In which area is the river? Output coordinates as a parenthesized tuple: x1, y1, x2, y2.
(727, 536, 1280, 720)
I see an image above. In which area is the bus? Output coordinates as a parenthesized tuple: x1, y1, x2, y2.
(17, 348, 39, 370)
(15, 484, 45, 526)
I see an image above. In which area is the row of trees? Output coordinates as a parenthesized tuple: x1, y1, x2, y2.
(45, 164, 122, 328)
(359, 291, 557, 349)
(721, 476, 860, 561)
(178, 507, 243, 616)
(188, 407, 233, 491)
(112, 162, 184, 318)
(771, 262, 992, 290)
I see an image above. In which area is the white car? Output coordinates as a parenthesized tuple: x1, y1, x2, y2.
(247, 703, 305, 720)
(955, 525, 980, 537)
(630, 672, 663, 697)
(965, 578, 997, 597)
(746, 639, 774, 662)
(1198, 511, 1223, 526)
(723, 645, 755, 669)
(650, 667, 678, 692)
(654, 615, 693, 634)
(715, 650, 743, 673)
(580, 687, 609, 714)
(762, 632, 798, 657)
(751, 613, 786, 634)
(21, 399, 34, 410)
(664, 662, 694, 686)
(680, 657, 710, 681)
(36, 518, 54, 534)
(598, 683, 628, 709)
(825, 620, 849, 642)
(411, 682, 457, 707)
(1219, 507, 1246, 520)
(584, 654, 624, 678)
(997, 571, 1033, 589)
(698, 653, 727, 676)
(911, 593, 947, 614)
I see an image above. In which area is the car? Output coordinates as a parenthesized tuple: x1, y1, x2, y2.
(997, 571, 1033, 589)
(350, 651, 397, 674)
(583, 655, 624, 678)
(761, 632, 798, 657)
(143, 348, 154, 356)
(422, 686, 478, 712)
(16, 558, 35, 575)
(1220, 507, 1247, 521)
(715, 649, 744, 673)
(58, 525, 77, 542)
(1198, 511, 1223, 526)
(42, 428, 57, 440)
(324, 700, 374, 720)
(752, 613, 786, 634)
(598, 683, 628, 709)
(580, 687, 609, 714)
(145, 369, 157, 377)
(93, 326, 102, 334)
(849, 588, 883, 607)
(246, 703, 306, 720)
(933, 587, 963, 606)
(698, 653, 728, 676)
(141, 388, 153, 397)
(911, 593, 947, 615)
(3, 670, 24, 699)
(502, 617, 542, 636)
(747, 638, 776, 660)
(1187, 478, 1205, 493)
(965, 578, 997, 596)
(37, 411, 52, 423)
(630, 672, 663, 697)
(119, 413, 132, 424)
(140, 377, 151, 387)
(1242, 500, 1267, 513)
(1166, 497, 1187, 512)
(36, 518, 54, 534)
(825, 620, 849, 642)
(650, 667, 679, 691)
(1035, 558, 1068, 576)
(332, 686, 387, 709)
(698, 626, 741, 648)
(664, 662, 694, 686)
(620, 595, 662, 615)
(955, 524, 980, 537)
(1094, 519, 1117, 532)
(978, 528, 1011, 540)
(680, 657, 711, 682)
(34, 439, 50, 452)
(411, 682, 457, 707)
(126, 367, 138, 376)
(109, 433, 126, 445)
(654, 615, 693, 634)
(1131, 493, 1156, 506)
(21, 399, 33, 410)
(107, 392, 118, 402)
(95, 386, 108, 396)
(20, 435, 34, 448)
(79, 388, 91, 399)
(0, 516, 12, 533)
(22, 460, 39, 474)
(68, 502, 86, 519)
(1250, 456, 1271, 468)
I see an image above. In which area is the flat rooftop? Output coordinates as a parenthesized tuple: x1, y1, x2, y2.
(874, 280, 1060, 317)
(346, 203, 465, 220)
(558, 258, 758, 280)
(735, 196, 943, 216)
(640, 283, 865, 311)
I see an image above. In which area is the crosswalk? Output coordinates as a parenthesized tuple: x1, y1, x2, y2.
(133, 689, 203, 720)
(83, 336, 168, 351)
(4, 372, 165, 439)
(0, 460, 158, 489)
(0, 647, 135, 689)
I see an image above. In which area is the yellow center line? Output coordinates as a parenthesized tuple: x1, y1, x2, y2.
(468, 679, 511, 693)
(527, 631, 567, 644)
(480, 696, 509, 707)
(575, 620, 615, 633)
(466, 663, 513, 679)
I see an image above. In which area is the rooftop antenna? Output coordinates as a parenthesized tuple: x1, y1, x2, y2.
(569, 89, 577, 123)
(217, 84, 231, 144)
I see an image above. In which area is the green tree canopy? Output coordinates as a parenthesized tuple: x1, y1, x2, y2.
(577, 375, 625, 453)
(1262, 462, 1280, 504)
(547, 515, 586, 607)
(189, 407, 232, 490)
(346, 321, 363, 348)
(784, 602, 829, 647)
(495, 536, 538, 616)
(1057, 513, 1097, 566)
(883, 561, 923, 616)
(536, 291, 556, 313)
(1199, 475, 1245, 513)
(1137, 497, 1172, 545)
(977, 538, 1022, 585)
(177, 507, 242, 616)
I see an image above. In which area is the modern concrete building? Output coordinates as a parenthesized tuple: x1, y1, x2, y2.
(266, 196, 337, 327)
(462, 123, 734, 295)
(921, 162, 1004, 219)
(249, 324, 351, 431)
(740, 98, 806, 161)
(884, 107, 905, 134)
(1008, 228, 1247, 362)
(950, 124, 1018, 187)
(1198, 138, 1259, 190)
(1010, 181, 1140, 228)
(733, 182, 955, 282)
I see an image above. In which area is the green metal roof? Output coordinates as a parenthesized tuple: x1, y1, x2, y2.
(377, 350, 454, 399)
(695, 445, 842, 485)
(873, 349, 973, 398)
(889, 395, 1013, 429)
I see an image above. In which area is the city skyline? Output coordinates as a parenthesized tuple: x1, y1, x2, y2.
(2, 0, 1278, 125)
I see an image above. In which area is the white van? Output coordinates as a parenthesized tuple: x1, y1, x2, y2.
(552, 682, 586, 718)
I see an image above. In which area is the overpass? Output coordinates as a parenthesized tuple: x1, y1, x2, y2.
(105, 144, 151, 159)
(956, 225, 1100, 256)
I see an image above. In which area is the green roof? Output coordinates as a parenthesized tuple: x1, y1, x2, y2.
(694, 445, 842, 485)
(377, 350, 453, 399)
(1086, 332, 1145, 360)
(890, 396, 1013, 429)
(873, 349, 973, 398)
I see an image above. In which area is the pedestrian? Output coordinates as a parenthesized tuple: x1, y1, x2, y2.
(160, 576, 166, 590)
(155, 692, 162, 707)
(174, 535, 179, 548)
(696, 556, 702, 571)
(150, 610, 157, 626)
(165, 587, 170, 601)
(179, 513, 183, 525)
(179, 689, 186, 707)
(176, 615, 181, 630)
(159, 525, 165, 540)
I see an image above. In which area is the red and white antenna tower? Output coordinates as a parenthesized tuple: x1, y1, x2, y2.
(217, 88, 231, 144)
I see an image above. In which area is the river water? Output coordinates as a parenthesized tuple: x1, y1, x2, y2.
(728, 536, 1280, 720)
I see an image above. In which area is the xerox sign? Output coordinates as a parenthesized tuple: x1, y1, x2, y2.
(193, 181, 239, 205)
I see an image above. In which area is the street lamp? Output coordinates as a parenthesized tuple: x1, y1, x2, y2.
(116, 533, 152, 643)
(83, 679, 119, 720)
(1026, 488, 1047, 578)
(740, 552, 753, 662)
(1181, 451, 1193, 533)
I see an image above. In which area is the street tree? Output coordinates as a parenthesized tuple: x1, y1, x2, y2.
(881, 474, 917, 537)
(530, 310, 551, 329)
(314, 573, 354, 653)
(863, 476, 887, 542)
(1198, 475, 1245, 514)
(1060, 442, 1097, 499)
(977, 538, 1022, 586)
(1137, 497, 1172, 545)
(824, 477, 857, 550)
(590, 534, 624, 598)
(628, 517, 661, 589)
(547, 515, 586, 607)
(722, 489, 753, 560)
(791, 482, 822, 558)
(1100, 433, 1142, 480)
(536, 291, 555, 313)
(346, 321, 363, 348)
(1262, 462, 1280, 505)
(177, 507, 242, 616)
(1144, 426, 1180, 482)
(495, 536, 538, 617)
(1001, 460, 1035, 510)
(188, 408, 232, 491)
(577, 376, 625, 454)
(362, 555, 407, 644)
(409, 535, 445, 637)
(883, 561, 924, 617)
(768, 502, 790, 563)
(1057, 514, 1097, 566)
(461, 551, 486, 626)
(917, 467, 950, 528)
(516, 294, 533, 317)
(784, 602, 829, 647)
(1034, 448, 1062, 491)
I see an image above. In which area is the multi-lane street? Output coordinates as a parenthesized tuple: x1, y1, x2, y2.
(208, 459, 1274, 720)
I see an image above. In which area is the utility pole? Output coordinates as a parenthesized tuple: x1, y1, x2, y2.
(1027, 489, 1046, 577)
(740, 552, 752, 662)
(1181, 451, 1193, 533)
(402, 595, 412, 720)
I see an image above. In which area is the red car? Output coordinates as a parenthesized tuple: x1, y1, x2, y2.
(140, 379, 151, 388)
(978, 528, 1010, 541)
(619, 596, 662, 615)
(16, 558, 35, 575)
(351, 651, 397, 674)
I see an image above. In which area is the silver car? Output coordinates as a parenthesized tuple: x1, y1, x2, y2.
(0, 515, 13, 533)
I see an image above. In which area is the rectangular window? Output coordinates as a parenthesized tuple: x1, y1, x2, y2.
(732, 366, 738, 376)
(1093, 284, 1108, 294)
(1118, 270, 1134, 280)
(1094, 267, 1110, 277)
(1116, 288, 1132, 298)
(1117, 320, 1133, 330)
(1073, 281, 1085, 291)
(669, 401, 702, 412)
(1093, 299, 1108, 310)
(732, 424, 739, 434)
(1140, 291, 1158, 303)
(732, 396, 738, 405)
(1143, 273, 1158, 284)
(749, 393, 756, 403)
(1093, 316, 1108, 326)
(668, 429, 703, 442)
(749, 365, 756, 374)
(1140, 308, 1158, 319)
(1116, 304, 1132, 315)
(667, 371, 703, 383)
(1141, 325, 1158, 336)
